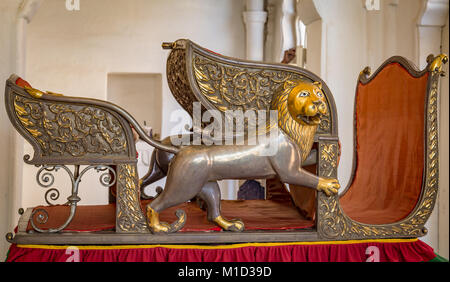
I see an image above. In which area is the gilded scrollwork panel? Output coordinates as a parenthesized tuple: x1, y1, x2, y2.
(316, 141, 345, 238)
(116, 163, 149, 233)
(166, 42, 334, 135)
(192, 53, 300, 112)
(319, 143, 338, 178)
(167, 48, 194, 116)
(191, 52, 333, 135)
(12, 93, 129, 160)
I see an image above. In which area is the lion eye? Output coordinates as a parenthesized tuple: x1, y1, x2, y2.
(299, 91, 309, 97)
(315, 90, 323, 97)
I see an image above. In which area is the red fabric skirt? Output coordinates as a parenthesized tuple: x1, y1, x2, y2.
(6, 239, 436, 262)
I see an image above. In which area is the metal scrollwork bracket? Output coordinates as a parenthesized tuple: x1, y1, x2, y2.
(30, 164, 116, 233)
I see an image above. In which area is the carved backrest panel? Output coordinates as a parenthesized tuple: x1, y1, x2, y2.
(192, 53, 300, 112)
(166, 39, 338, 138)
(5, 77, 136, 165)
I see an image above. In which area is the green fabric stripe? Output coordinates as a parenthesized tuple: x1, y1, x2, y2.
(428, 253, 448, 262)
(4, 248, 10, 262)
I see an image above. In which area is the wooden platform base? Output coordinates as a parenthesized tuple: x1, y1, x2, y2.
(9, 200, 320, 245)
(10, 230, 320, 245)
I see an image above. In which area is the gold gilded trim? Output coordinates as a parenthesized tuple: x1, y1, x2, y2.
(429, 54, 448, 74)
(24, 87, 45, 99)
(24, 87, 64, 99)
(17, 238, 418, 250)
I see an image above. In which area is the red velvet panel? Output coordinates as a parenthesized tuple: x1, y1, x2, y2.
(6, 239, 436, 262)
(27, 199, 314, 232)
(340, 63, 429, 224)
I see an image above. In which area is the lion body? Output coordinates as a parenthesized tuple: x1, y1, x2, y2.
(145, 79, 336, 233)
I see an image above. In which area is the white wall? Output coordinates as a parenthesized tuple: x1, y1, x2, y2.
(21, 0, 246, 208)
(438, 14, 449, 259)
(0, 0, 22, 261)
(107, 73, 163, 135)
(107, 73, 164, 199)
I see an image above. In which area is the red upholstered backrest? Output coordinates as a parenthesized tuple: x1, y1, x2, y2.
(14, 77, 32, 88)
(339, 63, 429, 224)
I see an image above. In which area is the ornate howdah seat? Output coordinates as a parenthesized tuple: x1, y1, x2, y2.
(318, 54, 447, 240)
(4, 39, 447, 245)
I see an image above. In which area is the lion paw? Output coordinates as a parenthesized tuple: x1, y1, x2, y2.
(317, 178, 340, 196)
(214, 216, 245, 232)
(149, 222, 172, 234)
(227, 219, 245, 232)
(146, 205, 172, 234)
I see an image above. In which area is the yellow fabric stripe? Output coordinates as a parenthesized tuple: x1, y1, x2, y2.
(17, 238, 418, 250)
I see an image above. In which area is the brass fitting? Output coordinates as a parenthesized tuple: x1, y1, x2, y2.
(161, 42, 176, 50)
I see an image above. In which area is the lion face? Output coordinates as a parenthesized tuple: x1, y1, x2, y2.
(287, 80, 327, 126)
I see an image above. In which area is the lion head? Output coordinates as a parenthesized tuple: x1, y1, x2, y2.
(271, 79, 328, 161)
(287, 80, 328, 126)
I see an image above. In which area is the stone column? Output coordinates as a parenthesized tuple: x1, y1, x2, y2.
(280, 0, 297, 61)
(243, 0, 267, 61)
(0, 0, 28, 259)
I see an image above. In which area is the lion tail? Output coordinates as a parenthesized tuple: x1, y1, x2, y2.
(138, 129, 179, 154)
(167, 209, 187, 233)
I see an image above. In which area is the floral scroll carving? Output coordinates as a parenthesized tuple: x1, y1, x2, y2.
(116, 164, 148, 233)
(13, 95, 128, 159)
(193, 53, 300, 112)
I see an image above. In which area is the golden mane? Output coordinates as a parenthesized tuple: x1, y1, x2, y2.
(271, 81, 318, 161)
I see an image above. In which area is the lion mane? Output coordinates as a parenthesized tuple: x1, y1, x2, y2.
(271, 80, 318, 161)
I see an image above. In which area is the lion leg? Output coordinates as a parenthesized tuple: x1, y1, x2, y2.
(146, 154, 208, 233)
(197, 182, 244, 232)
(270, 146, 339, 196)
(146, 180, 195, 234)
(139, 150, 166, 199)
(316, 178, 340, 196)
(279, 169, 340, 196)
(146, 205, 172, 233)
